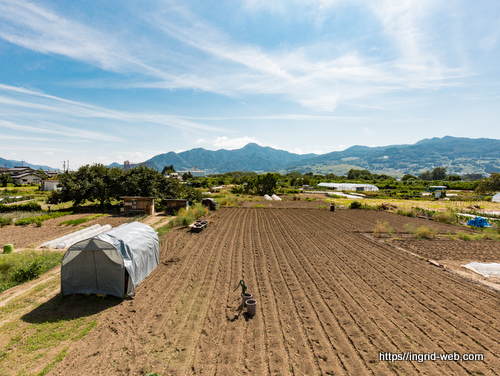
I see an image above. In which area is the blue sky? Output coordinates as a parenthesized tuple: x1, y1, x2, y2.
(1, 0, 500, 170)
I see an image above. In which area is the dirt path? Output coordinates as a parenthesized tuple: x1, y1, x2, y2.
(43, 208, 500, 376)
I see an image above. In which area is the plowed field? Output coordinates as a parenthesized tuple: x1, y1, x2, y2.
(48, 208, 500, 375)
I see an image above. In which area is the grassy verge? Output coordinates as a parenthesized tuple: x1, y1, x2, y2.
(0, 250, 64, 293)
(0, 277, 121, 376)
(59, 214, 107, 226)
(14, 211, 73, 227)
(211, 192, 238, 207)
(156, 204, 209, 236)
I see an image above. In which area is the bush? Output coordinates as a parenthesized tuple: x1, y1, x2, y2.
(0, 217, 12, 227)
(373, 221, 393, 237)
(397, 208, 417, 217)
(349, 201, 362, 209)
(12, 257, 43, 282)
(414, 226, 435, 240)
(0, 250, 64, 292)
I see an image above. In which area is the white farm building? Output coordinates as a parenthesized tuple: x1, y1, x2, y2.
(317, 182, 379, 192)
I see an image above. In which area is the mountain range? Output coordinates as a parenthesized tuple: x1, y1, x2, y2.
(0, 157, 56, 171)
(3, 136, 500, 176)
(129, 136, 500, 176)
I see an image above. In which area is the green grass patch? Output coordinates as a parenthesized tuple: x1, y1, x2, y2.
(211, 192, 238, 206)
(457, 232, 471, 241)
(253, 204, 265, 208)
(59, 214, 107, 226)
(0, 292, 120, 376)
(15, 211, 72, 226)
(0, 250, 64, 293)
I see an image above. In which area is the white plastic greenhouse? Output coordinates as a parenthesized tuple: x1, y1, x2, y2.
(317, 183, 379, 192)
(61, 222, 159, 298)
(493, 193, 500, 203)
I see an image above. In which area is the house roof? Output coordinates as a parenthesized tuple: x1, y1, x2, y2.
(12, 173, 43, 179)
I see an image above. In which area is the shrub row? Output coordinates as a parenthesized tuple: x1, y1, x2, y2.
(15, 211, 72, 226)
(0, 202, 41, 213)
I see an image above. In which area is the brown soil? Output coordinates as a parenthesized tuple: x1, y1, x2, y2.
(41, 208, 500, 375)
(0, 213, 133, 250)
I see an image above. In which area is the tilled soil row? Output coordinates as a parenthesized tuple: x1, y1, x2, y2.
(50, 208, 500, 376)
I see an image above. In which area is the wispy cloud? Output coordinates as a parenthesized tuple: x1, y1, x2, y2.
(0, 0, 467, 113)
(0, 84, 223, 132)
(0, 119, 119, 142)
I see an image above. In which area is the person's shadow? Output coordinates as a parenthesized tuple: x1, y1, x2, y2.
(228, 304, 254, 322)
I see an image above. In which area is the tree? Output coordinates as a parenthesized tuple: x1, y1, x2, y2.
(182, 172, 193, 181)
(402, 174, 417, 181)
(418, 171, 432, 181)
(476, 173, 500, 194)
(347, 169, 373, 180)
(161, 164, 175, 175)
(431, 167, 447, 180)
(445, 175, 461, 181)
(0, 173, 13, 187)
(37, 168, 49, 180)
(121, 165, 162, 197)
(248, 173, 278, 195)
(48, 164, 122, 207)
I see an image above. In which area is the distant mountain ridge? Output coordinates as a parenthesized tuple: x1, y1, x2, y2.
(143, 143, 318, 173)
(0, 157, 55, 171)
(106, 136, 500, 176)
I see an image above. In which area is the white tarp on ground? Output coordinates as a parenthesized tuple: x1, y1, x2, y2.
(462, 262, 500, 278)
(61, 222, 159, 298)
(272, 194, 282, 201)
(493, 193, 500, 203)
(264, 194, 273, 201)
(317, 183, 379, 192)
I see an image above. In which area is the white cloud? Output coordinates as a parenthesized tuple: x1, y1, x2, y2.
(213, 136, 263, 149)
(129, 152, 145, 160)
(195, 138, 207, 144)
(45, 151, 53, 155)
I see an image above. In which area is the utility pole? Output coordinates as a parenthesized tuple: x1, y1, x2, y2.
(63, 161, 66, 172)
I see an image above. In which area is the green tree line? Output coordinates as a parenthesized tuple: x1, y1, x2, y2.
(48, 164, 202, 208)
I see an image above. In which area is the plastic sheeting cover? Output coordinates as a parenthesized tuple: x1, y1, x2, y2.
(493, 193, 500, 203)
(467, 217, 491, 228)
(462, 262, 500, 278)
(264, 194, 273, 201)
(61, 222, 159, 297)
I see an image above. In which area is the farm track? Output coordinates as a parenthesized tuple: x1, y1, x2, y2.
(50, 208, 500, 376)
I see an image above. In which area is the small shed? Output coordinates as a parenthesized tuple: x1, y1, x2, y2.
(122, 196, 155, 215)
(164, 199, 189, 213)
(41, 180, 60, 191)
(61, 222, 159, 298)
(202, 198, 218, 210)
